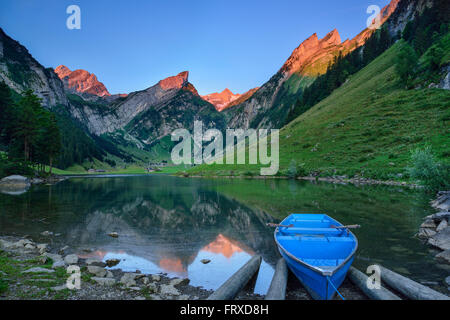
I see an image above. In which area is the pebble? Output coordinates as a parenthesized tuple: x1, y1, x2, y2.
(108, 232, 119, 238)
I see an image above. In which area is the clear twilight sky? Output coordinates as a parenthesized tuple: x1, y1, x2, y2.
(0, 0, 390, 95)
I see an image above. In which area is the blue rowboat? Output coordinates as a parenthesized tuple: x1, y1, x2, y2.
(274, 214, 358, 300)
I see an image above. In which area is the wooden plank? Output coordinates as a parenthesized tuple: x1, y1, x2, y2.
(207, 255, 262, 300)
(265, 258, 288, 300)
(379, 265, 449, 300)
(348, 267, 401, 300)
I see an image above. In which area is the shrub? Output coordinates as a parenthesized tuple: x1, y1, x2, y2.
(407, 146, 450, 192)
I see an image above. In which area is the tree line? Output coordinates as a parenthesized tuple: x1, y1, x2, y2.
(0, 81, 61, 176)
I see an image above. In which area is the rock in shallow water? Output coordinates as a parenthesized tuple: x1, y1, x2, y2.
(435, 250, 450, 264)
(428, 227, 450, 251)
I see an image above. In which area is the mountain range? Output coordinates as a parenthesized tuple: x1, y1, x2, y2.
(0, 0, 448, 171)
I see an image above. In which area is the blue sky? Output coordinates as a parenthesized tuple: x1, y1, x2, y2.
(0, 0, 390, 95)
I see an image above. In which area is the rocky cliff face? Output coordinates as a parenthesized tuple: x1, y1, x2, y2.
(0, 28, 67, 108)
(55, 65, 111, 98)
(225, 0, 401, 130)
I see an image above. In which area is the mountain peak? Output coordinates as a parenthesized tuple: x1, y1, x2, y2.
(321, 29, 341, 47)
(55, 65, 111, 97)
(158, 71, 189, 91)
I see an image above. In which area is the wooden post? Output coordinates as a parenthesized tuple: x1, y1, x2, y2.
(207, 255, 262, 300)
(379, 265, 449, 300)
(265, 258, 288, 300)
(348, 267, 401, 300)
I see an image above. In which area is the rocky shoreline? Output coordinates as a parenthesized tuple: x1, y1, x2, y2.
(0, 234, 368, 300)
(418, 191, 450, 267)
(184, 173, 420, 188)
(0, 175, 67, 196)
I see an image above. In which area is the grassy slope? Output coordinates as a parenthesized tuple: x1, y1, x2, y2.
(188, 42, 450, 179)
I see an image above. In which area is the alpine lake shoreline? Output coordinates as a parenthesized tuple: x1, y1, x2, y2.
(0, 173, 449, 300)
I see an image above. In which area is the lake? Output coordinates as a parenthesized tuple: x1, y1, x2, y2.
(0, 174, 448, 294)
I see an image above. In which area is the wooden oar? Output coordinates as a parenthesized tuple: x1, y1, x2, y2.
(331, 224, 361, 229)
(267, 223, 294, 228)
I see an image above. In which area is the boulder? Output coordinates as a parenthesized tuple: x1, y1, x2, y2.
(0, 175, 30, 195)
(436, 250, 450, 264)
(428, 227, 450, 251)
(151, 275, 161, 282)
(45, 253, 63, 262)
(64, 254, 79, 265)
(170, 278, 190, 286)
(431, 192, 450, 211)
(120, 273, 140, 287)
(418, 228, 437, 239)
(87, 266, 107, 277)
(437, 219, 449, 232)
(421, 220, 436, 229)
(0, 239, 14, 249)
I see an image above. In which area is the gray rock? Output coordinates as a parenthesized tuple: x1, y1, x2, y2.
(437, 219, 448, 232)
(127, 286, 142, 291)
(22, 267, 55, 274)
(36, 243, 48, 254)
(135, 296, 146, 300)
(106, 270, 114, 278)
(87, 266, 107, 277)
(418, 228, 437, 239)
(24, 243, 35, 250)
(151, 275, 161, 282)
(178, 294, 190, 300)
(85, 258, 106, 267)
(170, 278, 190, 286)
(421, 220, 436, 229)
(142, 277, 150, 285)
(64, 254, 79, 265)
(41, 231, 53, 236)
(445, 276, 450, 286)
(432, 212, 450, 220)
(120, 273, 140, 287)
(159, 284, 180, 296)
(435, 250, 450, 264)
(92, 277, 116, 286)
(51, 284, 67, 291)
(45, 253, 63, 262)
(428, 227, 450, 250)
(52, 260, 67, 268)
(59, 245, 69, 254)
(0, 239, 14, 249)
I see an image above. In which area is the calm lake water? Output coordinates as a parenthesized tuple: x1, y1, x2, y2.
(0, 175, 448, 294)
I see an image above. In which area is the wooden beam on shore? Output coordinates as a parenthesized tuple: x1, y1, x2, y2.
(379, 265, 449, 300)
(207, 255, 262, 300)
(348, 267, 401, 300)
(265, 258, 288, 300)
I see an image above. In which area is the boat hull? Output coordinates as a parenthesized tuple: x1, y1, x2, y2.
(279, 248, 354, 300)
(274, 214, 357, 300)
